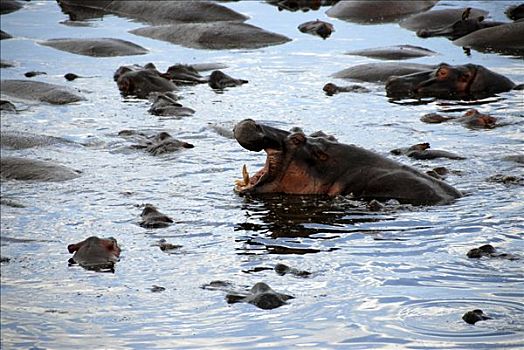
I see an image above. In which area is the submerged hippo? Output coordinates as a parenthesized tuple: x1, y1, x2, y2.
(332, 62, 435, 83)
(421, 109, 498, 129)
(57, 0, 248, 24)
(462, 309, 491, 325)
(139, 204, 173, 228)
(0, 80, 85, 104)
(385, 63, 518, 100)
(233, 119, 462, 205)
(344, 45, 436, 61)
(0, 131, 73, 149)
(400, 8, 488, 32)
(453, 21, 524, 56)
(208, 70, 248, 90)
(1, 30, 12, 40)
(1, 0, 23, 15)
(267, 0, 339, 12)
(326, 0, 438, 24)
(226, 282, 294, 310)
(67, 236, 121, 271)
(40, 38, 148, 57)
(118, 130, 194, 156)
(130, 22, 290, 50)
(506, 4, 524, 21)
(298, 20, 334, 39)
(115, 64, 176, 98)
(1, 157, 80, 181)
(467, 244, 519, 260)
(323, 83, 370, 95)
(390, 143, 465, 160)
(415, 8, 505, 40)
(148, 92, 195, 117)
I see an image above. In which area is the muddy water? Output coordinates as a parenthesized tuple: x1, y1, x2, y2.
(1, 1, 523, 349)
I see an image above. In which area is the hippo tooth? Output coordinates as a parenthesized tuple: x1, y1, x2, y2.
(235, 164, 250, 187)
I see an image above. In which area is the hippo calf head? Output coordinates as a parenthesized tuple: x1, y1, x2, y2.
(385, 63, 515, 100)
(68, 236, 121, 271)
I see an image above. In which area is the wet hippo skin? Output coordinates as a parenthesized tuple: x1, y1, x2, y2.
(233, 119, 462, 205)
(67, 236, 121, 271)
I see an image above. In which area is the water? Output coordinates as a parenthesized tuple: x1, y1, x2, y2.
(1, 1, 523, 349)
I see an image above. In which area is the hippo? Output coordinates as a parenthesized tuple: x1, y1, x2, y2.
(344, 45, 436, 61)
(225, 282, 294, 310)
(421, 109, 498, 129)
(400, 8, 488, 32)
(67, 236, 121, 271)
(332, 62, 435, 83)
(385, 63, 518, 100)
(57, 0, 248, 25)
(467, 244, 520, 260)
(390, 143, 465, 160)
(130, 22, 291, 50)
(453, 21, 524, 56)
(487, 174, 523, 186)
(0, 131, 73, 149)
(1, 30, 12, 40)
(1, 100, 16, 112)
(0, 59, 16, 68)
(502, 154, 524, 165)
(208, 70, 248, 90)
(118, 130, 194, 156)
(148, 92, 195, 117)
(154, 239, 182, 252)
(326, 0, 438, 24)
(426, 167, 450, 180)
(0, 80, 85, 104)
(162, 64, 208, 85)
(323, 83, 370, 95)
(24, 71, 47, 78)
(39, 38, 148, 57)
(298, 20, 334, 39)
(267, 0, 339, 12)
(233, 119, 462, 205)
(274, 263, 311, 277)
(1, 157, 80, 181)
(114, 64, 176, 98)
(506, 4, 524, 21)
(1, 0, 23, 15)
(139, 204, 173, 228)
(462, 309, 491, 325)
(415, 8, 506, 40)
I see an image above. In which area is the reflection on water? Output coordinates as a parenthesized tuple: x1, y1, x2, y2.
(1, 0, 524, 349)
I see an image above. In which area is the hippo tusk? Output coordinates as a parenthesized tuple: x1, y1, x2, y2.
(235, 164, 250, 187)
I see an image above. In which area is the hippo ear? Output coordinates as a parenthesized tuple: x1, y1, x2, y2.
(462, 8, 471, 20)
(67, 243, 79, 254)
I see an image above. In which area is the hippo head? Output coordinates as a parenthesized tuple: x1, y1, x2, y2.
(385, 63, 515, 100)
(67, 236, 121, 271)
(417, 8, 488, 40)
(234, 119, 347, 196)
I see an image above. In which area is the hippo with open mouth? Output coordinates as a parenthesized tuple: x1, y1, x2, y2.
(233, 119, 462, 205)
(385, 63, 518, 100)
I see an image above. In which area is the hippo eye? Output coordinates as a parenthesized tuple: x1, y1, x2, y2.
(436, 68, 449, 79)
(313, 149, 329, 161)
(459, 73, 471, 82)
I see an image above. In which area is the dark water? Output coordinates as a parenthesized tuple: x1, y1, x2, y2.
(1, 1, 523, 349)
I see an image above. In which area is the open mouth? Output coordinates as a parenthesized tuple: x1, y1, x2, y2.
(234, 148, 281, 192)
